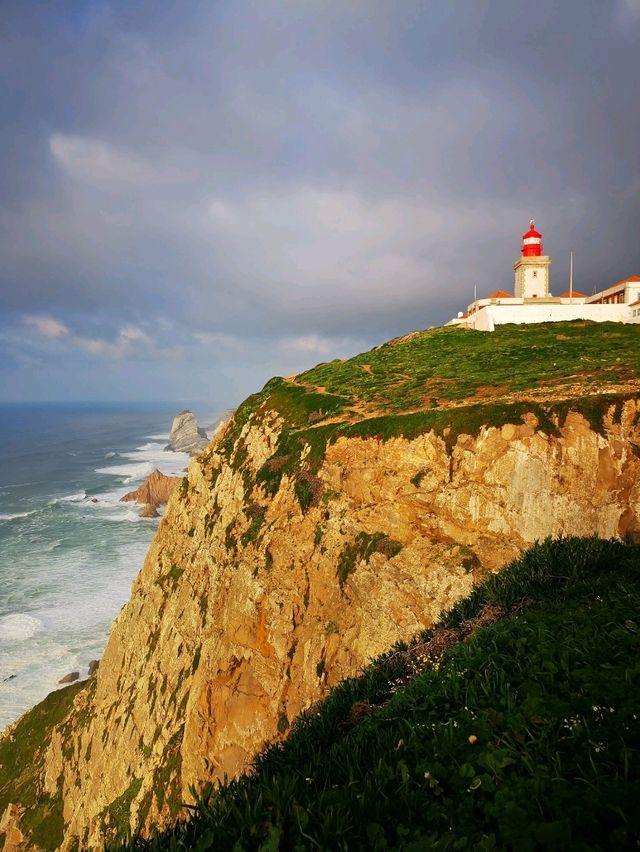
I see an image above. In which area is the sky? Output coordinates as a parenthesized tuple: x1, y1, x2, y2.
(1, 0, 639, 406)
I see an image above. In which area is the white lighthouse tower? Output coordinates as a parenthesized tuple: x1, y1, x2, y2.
(513, 220, 551, 299)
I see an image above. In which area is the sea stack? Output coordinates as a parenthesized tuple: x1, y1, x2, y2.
(165, 410, 209, 455)
(120, 469, 181, 517)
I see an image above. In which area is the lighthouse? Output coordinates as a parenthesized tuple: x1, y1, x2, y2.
(513, 219, 551, 299)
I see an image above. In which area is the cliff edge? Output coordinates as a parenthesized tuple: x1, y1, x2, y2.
(1, 321, 640, 849)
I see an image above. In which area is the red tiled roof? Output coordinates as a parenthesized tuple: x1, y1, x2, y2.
(630, 300, 640, 307)
(559, 290, 587, 298)
(487, 289, 512, 299)
(608, 275, 640, 289)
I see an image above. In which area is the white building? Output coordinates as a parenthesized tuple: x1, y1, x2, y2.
(450, 221, 640, 331)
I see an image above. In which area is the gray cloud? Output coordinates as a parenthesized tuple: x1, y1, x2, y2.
(1, 0, 639, 402)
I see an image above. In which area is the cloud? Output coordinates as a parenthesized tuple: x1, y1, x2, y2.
(279, 335, 335, 356)
(23, 315, 70, 339)
(199, 184, 543, 329)
(22, 316, 164, 359)
(2, 1, 640, 402)
(74, 324, 165, 358)
(192, 331, 245, 352)
(618, 0, 640, 19)
(49, 134, 160, 189)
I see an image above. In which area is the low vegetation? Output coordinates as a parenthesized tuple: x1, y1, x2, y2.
(223, 323, 640, 509)
(0, 680, 89, 850)
(337, 532, 403, 587)
(118, 536, 640, 850)
(298, 321, 640, 412)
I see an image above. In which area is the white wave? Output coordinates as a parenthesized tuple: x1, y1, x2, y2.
(94, 461, 154, 482)
(134, 441, 163, 452)
(0, 511, 37, 521)
(0, 613, 43, 641)
(49, 491, 87, 506)
(95, 443, 189, 484)
(145, 433, 169, 441)
(104, 451, 118, 459)
(98, 508, 144, 523)
(83, 490, 121, 507)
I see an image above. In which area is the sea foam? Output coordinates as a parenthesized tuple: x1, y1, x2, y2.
(0, 613, 43, 641)
(0, 511, 37, 521)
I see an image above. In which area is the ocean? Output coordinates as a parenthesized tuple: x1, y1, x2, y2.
(0, 401, 216, 731)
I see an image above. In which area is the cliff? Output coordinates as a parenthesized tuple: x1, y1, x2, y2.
(1, 321, 640, 850)
(123, 536, 640, 849)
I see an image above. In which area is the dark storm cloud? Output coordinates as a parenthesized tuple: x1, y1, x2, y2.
(1, 0, 639, 400)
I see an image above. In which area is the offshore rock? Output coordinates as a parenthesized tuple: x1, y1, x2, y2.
(164, 411, 209, 455)
(121, 470, 181, 517)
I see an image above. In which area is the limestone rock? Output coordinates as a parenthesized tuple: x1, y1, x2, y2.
(5, 396, 640, 850)
(121, 469, 180, 517)
(88, 661, 99, 676)
(58, 672, 79, 684)
(0, 803, 27, 852)
(164, 411, 209, 455)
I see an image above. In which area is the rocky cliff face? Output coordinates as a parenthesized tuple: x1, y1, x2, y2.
(2, 323, 640, 850)
(7, 400, 639, 849)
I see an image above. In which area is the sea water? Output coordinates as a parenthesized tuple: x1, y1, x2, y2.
(0, 401, 216, 730)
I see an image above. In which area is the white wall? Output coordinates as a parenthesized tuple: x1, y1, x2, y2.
(514, 257, 550, 299)
(466, 303, 634, 332)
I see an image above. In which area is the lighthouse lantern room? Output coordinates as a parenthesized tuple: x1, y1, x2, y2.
(513, 219, 551, 299)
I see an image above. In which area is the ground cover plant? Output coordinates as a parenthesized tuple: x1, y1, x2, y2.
(297, 321, 640, 413)
(219, 323, 640, 509)
(119, 536, 640, 850)
(0, 679, 91, 850)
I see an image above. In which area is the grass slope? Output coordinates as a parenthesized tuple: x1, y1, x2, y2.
(217, 323, 640, 509)
(120, 537, 640, 850)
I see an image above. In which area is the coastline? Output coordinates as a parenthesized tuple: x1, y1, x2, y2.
(0, 402, 217, 731)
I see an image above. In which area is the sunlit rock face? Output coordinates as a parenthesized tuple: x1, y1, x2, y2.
(11, 392, 635, 850)
(165, 410, 209, 455)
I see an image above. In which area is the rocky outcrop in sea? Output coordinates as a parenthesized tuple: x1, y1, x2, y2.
(164, 411, 209, 455)
(120, 469, 181, 517)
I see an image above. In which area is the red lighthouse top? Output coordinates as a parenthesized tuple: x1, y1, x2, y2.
(521, 219, 543, 256)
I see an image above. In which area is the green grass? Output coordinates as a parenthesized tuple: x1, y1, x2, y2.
(298, 322, 640, 412)
(157, 565, 184, 589)
(337, 532, 403, 587)
(101, 778, 143, 843)
(116, 537, 640, 850)
(219, 324, 640, 511)
(240, 505, 267, 547)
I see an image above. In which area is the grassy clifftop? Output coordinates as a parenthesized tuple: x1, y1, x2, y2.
(218, 321, 640, 510)
(123, 536, 640, 850)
